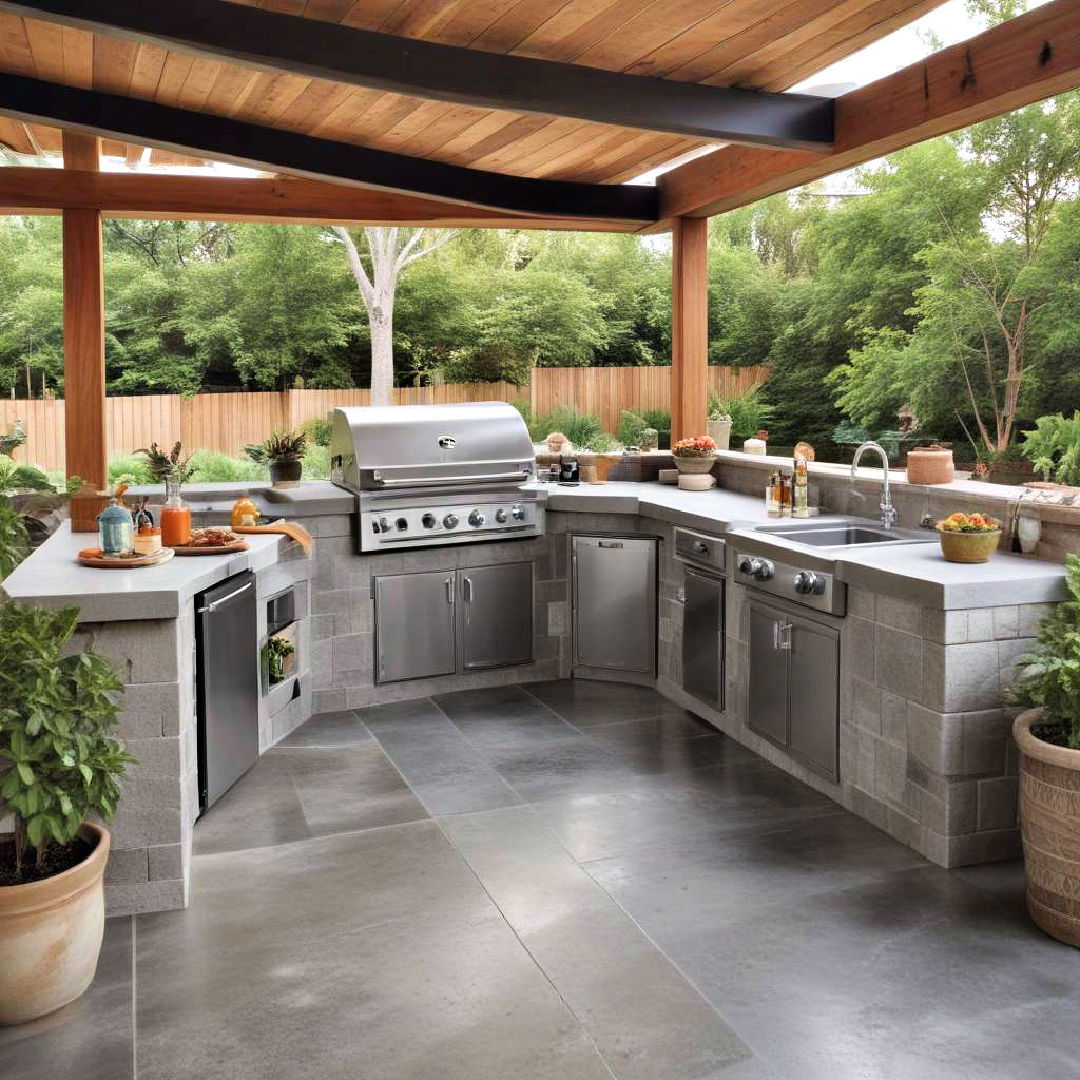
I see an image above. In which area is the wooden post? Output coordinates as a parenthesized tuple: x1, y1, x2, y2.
(670, 216, 708, 444)
(62, 132, 106, 531)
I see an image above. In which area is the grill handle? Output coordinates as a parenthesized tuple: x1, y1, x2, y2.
(371, 469, 530, 488)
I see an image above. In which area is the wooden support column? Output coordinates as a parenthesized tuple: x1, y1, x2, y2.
(61, 131, 106, 531)
(670, 216, 709, 445)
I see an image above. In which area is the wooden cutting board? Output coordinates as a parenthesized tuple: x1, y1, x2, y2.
(170, 540, 250, 555)
(78, 547, 175, 569)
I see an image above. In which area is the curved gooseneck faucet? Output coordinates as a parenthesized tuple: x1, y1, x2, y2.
(851, 441, 897, 530)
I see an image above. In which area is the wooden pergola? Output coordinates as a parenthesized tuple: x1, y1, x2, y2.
(0, 0, 1076, 529)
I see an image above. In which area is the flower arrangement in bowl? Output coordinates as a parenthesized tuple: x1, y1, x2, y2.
(671, 435, 718, 474)
(936, 511, 1001, 563)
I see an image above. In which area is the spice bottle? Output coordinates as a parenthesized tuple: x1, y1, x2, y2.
(766, 471, 780, 516)
(778, 469, 793, 516)
(793, 457, 809, 518)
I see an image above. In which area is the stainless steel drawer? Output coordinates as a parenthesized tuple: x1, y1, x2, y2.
(674, 527, 726, 571)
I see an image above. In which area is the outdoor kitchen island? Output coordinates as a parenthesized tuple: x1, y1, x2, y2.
(2, 471, 1069, 916)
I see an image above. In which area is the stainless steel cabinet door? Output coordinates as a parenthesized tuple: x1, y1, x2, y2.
(460, 561, 534, 670)
(788, 617, 840, 780)
(681, 568, 724, 710)
(374, 571, 456, 683)
(747, 600, 790, 747)
(573, 535, 657, 675)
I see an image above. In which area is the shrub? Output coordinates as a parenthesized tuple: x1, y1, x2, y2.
(0, 602, 133, 880)
(707, 387, 773, 438)
(527, 406, 609, 448)
(301, 444, 331, 479)
(618, 409, 671, 448)
(1021, 412, 1080, 486)
(1010, 554, 1080, 749)
(303, 416, 333, 447)
(187, 449, 268, 482)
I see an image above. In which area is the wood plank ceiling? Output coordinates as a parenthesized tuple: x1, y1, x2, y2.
(0, 0, 946, 185)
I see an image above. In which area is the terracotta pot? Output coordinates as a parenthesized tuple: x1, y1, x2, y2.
(1014, 710, 1080, 947)
(673, 455, 716, 475)
(0, 823, 109, 1024)
(906, 445, 954, 485)
(937, 528, 1000, 563)
(706, 419, 732, 451)
(269, 458, 303, 487)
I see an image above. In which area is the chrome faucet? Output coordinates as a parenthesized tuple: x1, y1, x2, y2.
(851, 441, 897, 529)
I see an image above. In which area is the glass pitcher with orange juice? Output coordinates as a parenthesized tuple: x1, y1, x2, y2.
(160, 477, 192, 547)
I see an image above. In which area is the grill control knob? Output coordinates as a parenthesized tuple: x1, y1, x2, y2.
(511, 504, 526, 521)
(495, 507, 508, 523)
(421, 513, 437, 529)
(443, 513, 459, 529)
(793, 571, 825, 596)
(468, 509, 486, 527)
(737, 555, 756, 576)
(378, 516, 390, 534)
(754, 559, 775, 581)
(395, 517, 408, 531)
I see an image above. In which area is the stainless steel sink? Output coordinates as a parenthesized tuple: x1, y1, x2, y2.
(754, 521, 935, 548)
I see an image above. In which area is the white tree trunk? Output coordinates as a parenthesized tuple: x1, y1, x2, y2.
(333, 225, 460, 407)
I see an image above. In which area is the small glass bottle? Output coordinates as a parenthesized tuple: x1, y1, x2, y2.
(160, 477, 192, 547)
(98, 488, 134, 557)
(793, 457, 809, 518)
(766, 471, 780, 516)
(778, 469, 793, 517)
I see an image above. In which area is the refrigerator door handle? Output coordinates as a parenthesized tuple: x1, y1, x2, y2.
(197, 580, 253, 614)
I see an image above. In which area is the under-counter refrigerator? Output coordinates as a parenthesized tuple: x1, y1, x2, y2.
(195, 571, 260, 811)
(571, 534, 658, 678)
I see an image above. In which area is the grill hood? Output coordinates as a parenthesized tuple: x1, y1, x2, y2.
(330, 402, 535, 492)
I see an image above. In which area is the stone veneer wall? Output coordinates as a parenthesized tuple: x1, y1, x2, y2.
(75, 540, 313, 916)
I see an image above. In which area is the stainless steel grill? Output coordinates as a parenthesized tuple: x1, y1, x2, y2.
(329, 402, 544, 552)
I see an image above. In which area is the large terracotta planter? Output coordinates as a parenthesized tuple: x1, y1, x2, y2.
(1014, 710, 1080, 947)
(0, 823, 110, 1024)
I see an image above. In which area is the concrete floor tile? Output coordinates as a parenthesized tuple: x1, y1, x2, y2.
(0, 916, 134, 1080)
(274, 709, 370, 748)
(524, 677, 684, 726)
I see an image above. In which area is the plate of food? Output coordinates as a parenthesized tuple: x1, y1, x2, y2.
(170, 528, 250, 555)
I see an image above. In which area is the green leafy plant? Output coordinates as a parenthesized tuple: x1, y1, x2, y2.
(245, 428, 308, 465)
(265, 635, 295, 684)
(707, 388, 773, 438)
(0, 603, 134, 881)
(1010, 554, 1080, 749)
(1020, 412, 1080, 486)
(527, 407, 610, 449)
(133, 441, 194, 484)
(303, 416, 333, 447)
(577, 432, 620, 453)
(617, 409, 671, 448)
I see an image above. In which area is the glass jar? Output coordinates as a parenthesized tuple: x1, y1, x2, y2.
(231, 494, 259, 529)
(160, 478, 192, 547)
(134, 526, 162, 557)
(98, 499, 134, 557)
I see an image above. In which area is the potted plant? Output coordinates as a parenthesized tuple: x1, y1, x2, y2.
(708, 388, 773, 451)
(935, 512, 1001, 563)
(245, 429, 308, 487)
(706, 405, 733, 451)
(1009, 553, 1080, 946)
(671, 435, 717, 474)
(0, 601, 133, 1024)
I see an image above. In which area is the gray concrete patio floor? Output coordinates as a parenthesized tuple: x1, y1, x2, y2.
(2, 679, 1077, 1080)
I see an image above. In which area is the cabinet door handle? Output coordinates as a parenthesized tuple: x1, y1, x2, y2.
(463, 576, 473, 603)
(445, 577, 455, 604)
(779, 622, 792, 650)
(772, 620, 781, 650)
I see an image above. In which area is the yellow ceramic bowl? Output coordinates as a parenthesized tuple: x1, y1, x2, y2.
(937, 527, 1001, 563)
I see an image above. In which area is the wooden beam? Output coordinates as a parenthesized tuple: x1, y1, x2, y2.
(670, 217, 709, 445)
(60, 132, 106, 532)
(0, 168, 643, 231)
(0, 73, 658, 222)
(1, 0, 836, 152)
(660, 0, 1080, 219)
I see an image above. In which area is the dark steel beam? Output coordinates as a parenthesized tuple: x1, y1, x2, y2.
(0, 74, 659, 222)
(0, 0, 835, 152)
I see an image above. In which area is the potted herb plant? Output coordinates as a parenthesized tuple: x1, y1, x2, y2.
(0, 602, 133, 1023)
(1009, 553, 1080, 946)
(245, 429, 308, 487)
(671, 435, 718, 474)
(706, 406, 733, 451)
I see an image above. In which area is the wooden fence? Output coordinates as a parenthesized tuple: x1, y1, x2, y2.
(0, 364, 767, 472)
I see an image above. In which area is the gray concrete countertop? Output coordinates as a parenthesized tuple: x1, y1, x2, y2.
(2, 523, 289, 621)
(542, 480, 1067, 610)
(126, 480, 355, 519)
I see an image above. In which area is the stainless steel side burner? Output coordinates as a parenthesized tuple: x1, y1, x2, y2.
(329, 402, 544, 552)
